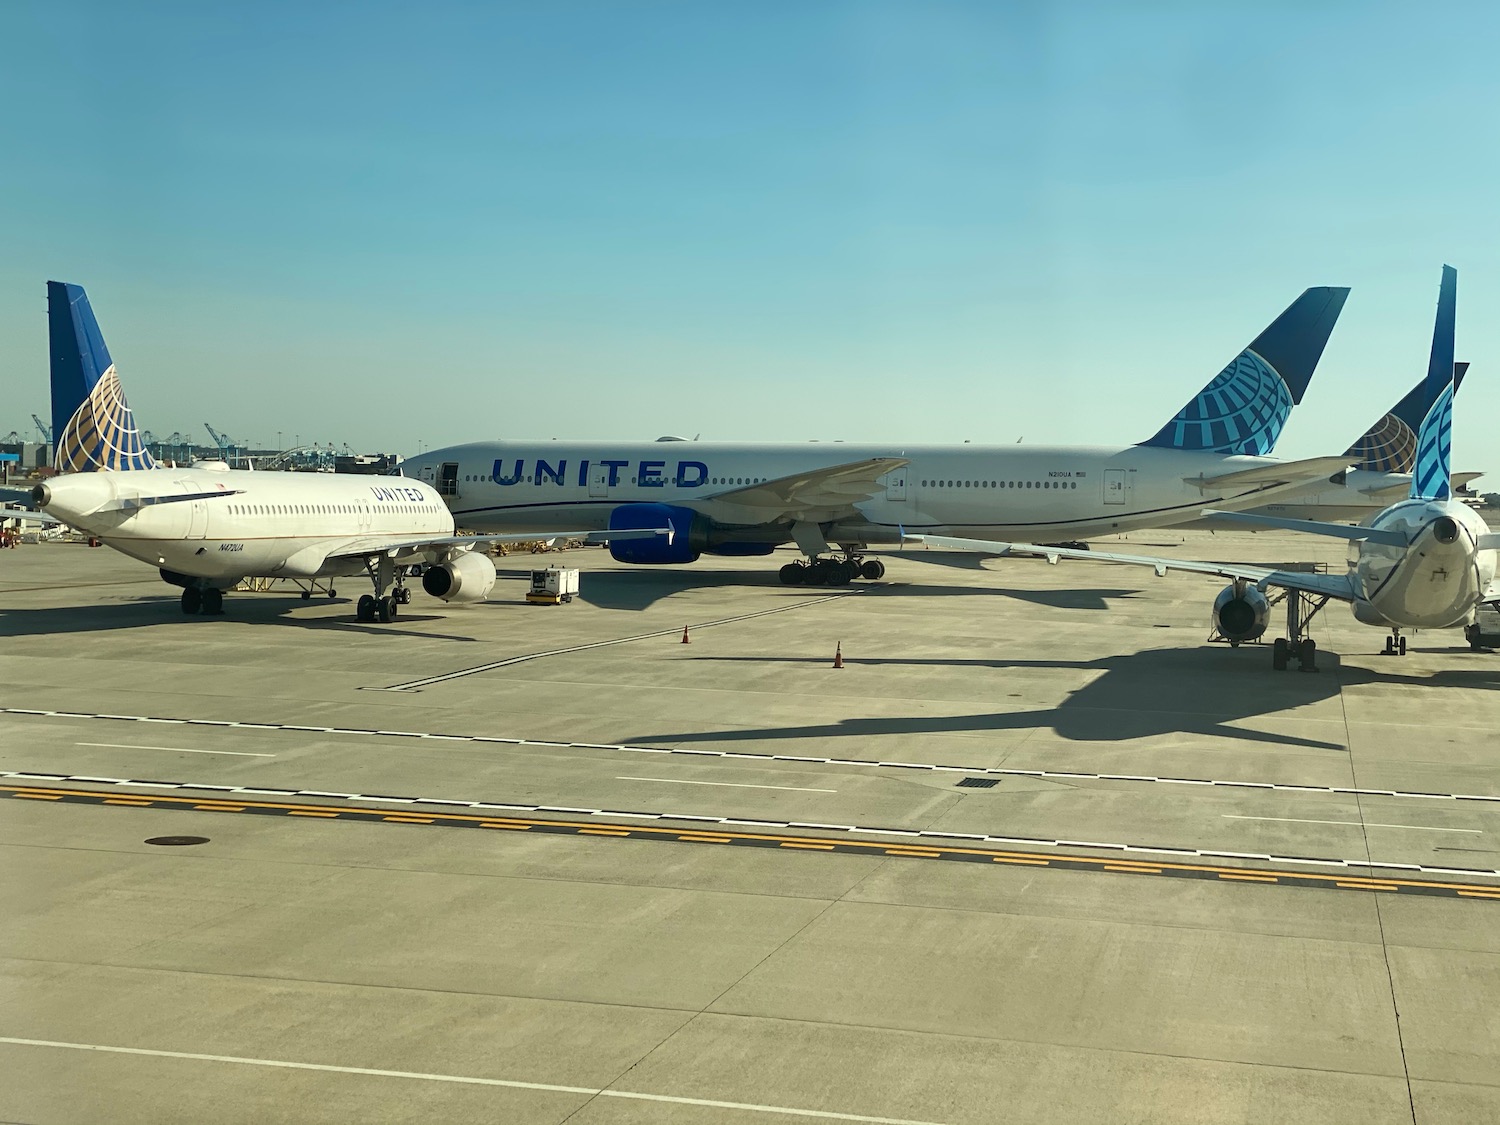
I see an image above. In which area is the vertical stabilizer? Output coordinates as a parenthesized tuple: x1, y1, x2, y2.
(47, 281, 157, 472)
(1139, 286, 1350, 456)
(1343, 361, 1467, 473)
(1410, 266, 1457, 501)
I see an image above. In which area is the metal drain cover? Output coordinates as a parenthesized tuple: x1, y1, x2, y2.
(956, 778, 999, 789)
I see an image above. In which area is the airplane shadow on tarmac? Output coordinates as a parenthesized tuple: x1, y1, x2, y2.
(559, 565, 1143, 613)
(632, 648, 1500, 753)
(0, 597, 485, 642)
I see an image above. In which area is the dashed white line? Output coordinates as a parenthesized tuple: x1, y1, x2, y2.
(1223, 814, 1481, 834)
(0, 1038, 948, 1125)
(616, 776, 837, 793)
(9, 769, 1500, 881)
(76, 743, 275, 758)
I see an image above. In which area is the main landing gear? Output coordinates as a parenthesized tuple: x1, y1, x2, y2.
(356, 555, 412, 623)
(180, 586, 224, 616)
(1268, 588, 1329, 672)
(779, 555, 885, 587)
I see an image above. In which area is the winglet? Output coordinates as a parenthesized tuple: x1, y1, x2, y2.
(47, 281, 157, 473)
(1410, 266, 1457, 501)
(1139, 286, 1350, 456)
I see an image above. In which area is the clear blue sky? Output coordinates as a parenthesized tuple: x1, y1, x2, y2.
(1, 1, 1495, 479)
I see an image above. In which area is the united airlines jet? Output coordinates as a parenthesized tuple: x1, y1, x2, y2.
(403, 287, 1355, 585)
(32, 283, 665, 621)
(910, 267, 1500, 668)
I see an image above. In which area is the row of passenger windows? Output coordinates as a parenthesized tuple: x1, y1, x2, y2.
(227, 503, 439, 516)
(463, 474, 768, 486)
(922, 479, 1078, 490)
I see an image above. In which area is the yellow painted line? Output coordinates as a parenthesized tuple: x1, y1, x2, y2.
(1337, 882, 1399, 892)
(382, 816, 434, 824)
(886, 849, 942, 858)
(580, 828, 630, 837)
(192, 804, 245, 811)
(10, 784, 1500, 902)
(1105, 865, 1162, 874)
(678, 835, 733, 843)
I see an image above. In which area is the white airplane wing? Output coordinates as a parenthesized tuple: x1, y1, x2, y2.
(1185, 456, 1353, 491)
(319, 526, 671, 563)
(901, 532, 1361, 602)
(694, 457, 909, 522)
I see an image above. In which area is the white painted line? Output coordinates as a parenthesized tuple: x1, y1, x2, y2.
(616, 776, 837, 794)
(1224, 815, 1481, 834)
(77, 743, 274, 758)
(0, 1038, 948, 1125)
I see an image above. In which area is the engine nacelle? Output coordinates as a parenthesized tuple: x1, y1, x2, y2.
(421, 551, 496, 603)
(1212, 583, 1270, 643)
(608, 503, 702, 564)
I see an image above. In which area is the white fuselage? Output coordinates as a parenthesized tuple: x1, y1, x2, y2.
(401, 440, 1346, 545)
(38, 466, 451, 585)
(1351, 499, 1498, 629)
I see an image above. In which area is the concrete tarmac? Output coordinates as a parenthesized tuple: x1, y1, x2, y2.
(2, 529, 1498, 1124)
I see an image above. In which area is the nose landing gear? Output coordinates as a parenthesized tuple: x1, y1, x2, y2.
(179, 585, 224, 616)
(1380, 631, 1408, 656)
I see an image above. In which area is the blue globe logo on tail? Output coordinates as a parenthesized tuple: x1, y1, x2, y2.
(1152, 349, 1292, 457)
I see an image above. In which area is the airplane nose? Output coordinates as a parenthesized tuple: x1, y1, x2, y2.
(1432, 516, 1459, 544)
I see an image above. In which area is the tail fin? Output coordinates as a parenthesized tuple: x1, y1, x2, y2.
(47, 281, 157, 473)
(1410, 266, 1457, 501)
(1138, 286, 1350, 456)
(1343, 361, 1468, 473)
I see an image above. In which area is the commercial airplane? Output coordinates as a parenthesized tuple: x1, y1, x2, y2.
(906, 266, 1500, 668)
(32, 282, 666, 621)
(403, 286, 1354, 585)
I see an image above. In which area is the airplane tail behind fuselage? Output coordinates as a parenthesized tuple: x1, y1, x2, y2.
(1137, 286, 1350, 456)
(1410, 266, 1458, 502)
(1344, 361, 1467, 474)
(47, 280, 157, 473)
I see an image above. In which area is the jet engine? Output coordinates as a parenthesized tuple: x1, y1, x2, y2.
(421, 551, 496, 603)
(1212, 582, 1270, 644)
(608, 503, 702, 564)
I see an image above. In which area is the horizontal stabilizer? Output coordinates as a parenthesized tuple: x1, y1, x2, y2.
(1187, 456, 1352, 491)
(96, 489, 244, 514)
(1199, 509, 1408, 546)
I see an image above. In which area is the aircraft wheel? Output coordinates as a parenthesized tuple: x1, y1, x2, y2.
(1467, 624, 1484, 651)
(861, 559, 884, 580)
(1398, 636, 1407, 656)
(1271, 638, 1289, 671)
(378, 596, 397, 623)
(827, 562, 853, 587)
(301, 590, 312, 600)
(395, 587, 412, 605)
(1297, 638, 1317, 672)
(201, 588, 224, 615)
(181, 587, 202, 615)
(779, 563, 804, 585)
(357, 594, 376, 622)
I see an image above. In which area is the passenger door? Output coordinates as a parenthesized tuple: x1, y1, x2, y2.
(439, 462, 459, 497)
(589, 463, 610, 499)
(1104, 469, 1128, 506)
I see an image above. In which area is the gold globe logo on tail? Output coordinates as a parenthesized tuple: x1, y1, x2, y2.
(55, 365, 158, 473)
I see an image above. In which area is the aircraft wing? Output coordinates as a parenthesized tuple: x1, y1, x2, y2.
(319, 526, 672, 563)
(1199, 510, 1409, 546)
(900, 532, 1361, 602)
(1185, 456, 1353, 491)
(696, 457, 909, 522)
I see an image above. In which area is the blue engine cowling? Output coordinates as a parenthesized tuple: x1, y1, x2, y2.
(608, 503, 702, 564)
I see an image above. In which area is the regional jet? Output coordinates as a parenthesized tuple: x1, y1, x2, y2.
(33, 283, 667, 621)
(907, 267, 1500, 668)
(403, 286, 1355, 584)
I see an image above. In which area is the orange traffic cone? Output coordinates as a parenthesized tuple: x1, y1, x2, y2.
(833, 642, 844, 669)
(681, 625, 691, 644)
